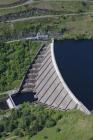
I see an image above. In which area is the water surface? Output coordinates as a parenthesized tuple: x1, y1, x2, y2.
(54, 40, 93, 110)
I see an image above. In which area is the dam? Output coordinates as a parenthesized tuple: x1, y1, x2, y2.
(6, 39, 92, 115)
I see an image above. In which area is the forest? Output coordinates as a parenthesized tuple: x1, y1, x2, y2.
(0, 103, 61, 139)
(0, 40, 41, 92)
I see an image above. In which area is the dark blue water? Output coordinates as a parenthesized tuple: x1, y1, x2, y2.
(54, 40, 93, 111)
(11, 92, 37, 106)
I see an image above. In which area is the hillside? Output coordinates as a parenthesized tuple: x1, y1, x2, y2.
(0, 1, 93, 140)
(0, 103, 93, 140)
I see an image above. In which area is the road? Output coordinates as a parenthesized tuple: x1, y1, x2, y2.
(0, 0, 33, 9)
(5, 11, 93, 23)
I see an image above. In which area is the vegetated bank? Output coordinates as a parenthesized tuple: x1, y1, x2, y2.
(0, 14, 93, 42)
(0, 103, 93, 140)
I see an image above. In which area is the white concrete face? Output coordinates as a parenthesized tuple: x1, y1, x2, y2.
(6, 98, 14, 109)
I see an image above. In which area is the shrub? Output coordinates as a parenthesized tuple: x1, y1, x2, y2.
(44, 135, 48, 139)
(45, 118, 56, 128)
(56, 127, 61, 133)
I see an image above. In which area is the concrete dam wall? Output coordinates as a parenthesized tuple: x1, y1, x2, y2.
(7, 39, 91, 115)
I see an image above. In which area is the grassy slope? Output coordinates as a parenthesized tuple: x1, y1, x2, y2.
(31, 110, 93, 140)
(29, 1, 93, 12)
(1, 14, 93, 39)
(0, 1, 93, 15)
(5, 110, 93, 140)
(1, 1, 93, 39)
(4, 14, 93, 38)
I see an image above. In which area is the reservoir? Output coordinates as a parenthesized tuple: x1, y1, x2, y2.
(54, 40, 93, 111)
